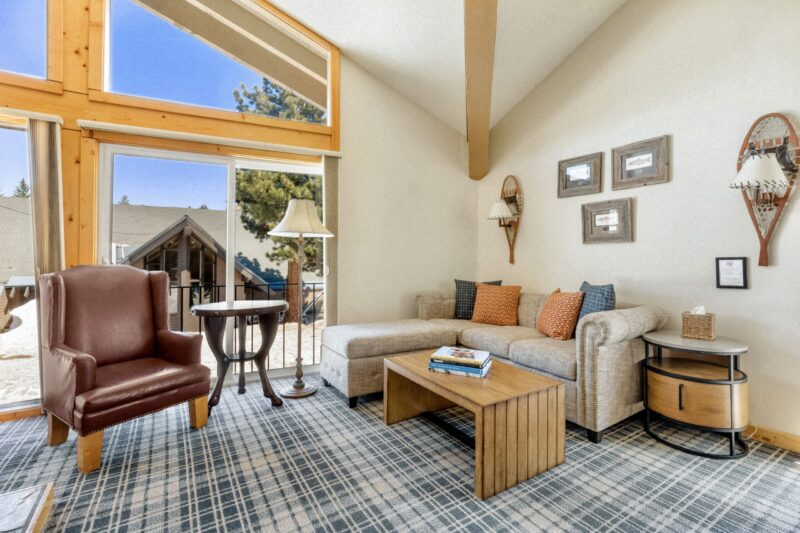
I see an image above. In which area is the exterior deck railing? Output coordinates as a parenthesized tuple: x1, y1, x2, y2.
(169, 281, 324, 372)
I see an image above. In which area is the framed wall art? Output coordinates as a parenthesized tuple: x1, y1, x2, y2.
(716, 257, 748, 289)
(612, 135, 669, 190)
(582, 198, 633, 244)
(558, 152, 602, 198)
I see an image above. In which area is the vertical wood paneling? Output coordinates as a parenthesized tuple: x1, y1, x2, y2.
(537, 390, 548, 474)
(517, 396, 528, 482)
(506, 398, 517, 489)
(482, 404, 495, 499)
(78, 137, 98, 263)
(547, 387, 557, 469)
(494, 401, 506, 494)
(60, 129, 82, 268)
(46, 0, 64, 83)
(557, 385, 566, 465)
(474, 409, 484, 498)
(63, 0, 90, 93)
(528, 392, 538, 478)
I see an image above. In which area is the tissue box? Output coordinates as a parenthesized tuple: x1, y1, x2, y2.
(681, 312, 716, 341)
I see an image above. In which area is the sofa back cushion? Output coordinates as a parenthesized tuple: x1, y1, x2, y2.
(537, 289, 585, 340)
(471, 284, 521, 326)
(518, 292, 546, 328)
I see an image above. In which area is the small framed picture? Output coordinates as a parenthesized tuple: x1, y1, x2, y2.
(558, 152, 602, 198)
(716, 257, 748, 289)
(612, 135, 670, 190)
(582, 198, 633, 244)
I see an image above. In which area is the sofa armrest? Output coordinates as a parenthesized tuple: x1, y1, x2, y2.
(156, 330, 203, 366)
(577, 305, 668, 347)
(42, 345, 97, 426)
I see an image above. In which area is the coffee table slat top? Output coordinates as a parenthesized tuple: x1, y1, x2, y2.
(385, 351, 561, 408)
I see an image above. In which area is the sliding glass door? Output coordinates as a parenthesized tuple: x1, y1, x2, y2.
(98, 144, 324, 374)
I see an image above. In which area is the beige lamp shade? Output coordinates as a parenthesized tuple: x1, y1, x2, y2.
(733, 153, 790, 196)
(488, 199, 514, 220)
(268, 199, 333, 238)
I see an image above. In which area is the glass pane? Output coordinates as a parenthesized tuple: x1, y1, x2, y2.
(0, 126, 40, 406)
(235, 167, 324, 370)
(111, 153, 227, 371)
(0, 0, 47, 79)
(108, 0, 326, 124)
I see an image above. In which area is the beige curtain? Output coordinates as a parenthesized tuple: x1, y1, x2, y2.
(28, 118, 63, 403)
(323, 155, 338, 326)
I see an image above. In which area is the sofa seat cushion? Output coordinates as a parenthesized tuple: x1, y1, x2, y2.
(460, 326, 542, 358)
(75, 357, 210, 414)
(321, 319, 457, 359)
(508, 338, 577, 381)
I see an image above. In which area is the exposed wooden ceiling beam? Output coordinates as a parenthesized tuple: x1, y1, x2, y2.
(137, 0, 328, 110)
(464, 0, 497, 180)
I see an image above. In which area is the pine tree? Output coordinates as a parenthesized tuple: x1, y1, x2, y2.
(118, 195, 130, 205)
(12, 178, 30, 198)
(233, 79, 325, 274)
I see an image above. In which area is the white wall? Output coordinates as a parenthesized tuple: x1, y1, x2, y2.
(476, 0, 800, 435)
(337, 57, 476, 324)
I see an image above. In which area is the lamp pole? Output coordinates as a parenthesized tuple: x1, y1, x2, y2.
(281, 234, 317, 397)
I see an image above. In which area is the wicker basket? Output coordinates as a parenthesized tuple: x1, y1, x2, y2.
(681, 312, 716, 341)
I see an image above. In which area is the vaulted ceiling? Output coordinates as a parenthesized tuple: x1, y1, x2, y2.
(268, 0, 626, 134)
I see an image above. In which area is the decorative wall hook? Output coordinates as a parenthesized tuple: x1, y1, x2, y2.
(732, 113, 799, 266)
(487, 175, 522, 263)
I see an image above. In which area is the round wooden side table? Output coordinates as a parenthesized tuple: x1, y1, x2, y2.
(191, 300, 288, 414)
(642, 330, 749, 459)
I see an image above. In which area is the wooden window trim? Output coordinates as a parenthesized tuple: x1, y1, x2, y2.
(87, 0, 336, 139)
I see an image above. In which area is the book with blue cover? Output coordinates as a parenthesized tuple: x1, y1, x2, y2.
(429, 360, 492, 378)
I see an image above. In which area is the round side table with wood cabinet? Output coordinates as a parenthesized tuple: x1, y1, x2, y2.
(642, 330, 749, 459)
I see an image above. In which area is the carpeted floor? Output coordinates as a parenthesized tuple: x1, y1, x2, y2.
(0, 377, 798, 532)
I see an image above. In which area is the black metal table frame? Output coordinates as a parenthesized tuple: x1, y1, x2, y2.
(201, 312, 284, 414)
(642, 340, 749, 460)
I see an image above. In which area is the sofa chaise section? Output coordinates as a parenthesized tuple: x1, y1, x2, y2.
(320, 319, 457, 407)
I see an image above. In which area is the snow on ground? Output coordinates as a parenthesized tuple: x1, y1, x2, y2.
(0, 300, 323, 405)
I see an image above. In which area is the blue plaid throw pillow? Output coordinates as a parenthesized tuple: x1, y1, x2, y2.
(454, 279, 502, 319)
(578, 281, 615, 321)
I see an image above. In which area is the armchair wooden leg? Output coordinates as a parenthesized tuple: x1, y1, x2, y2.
(77, 431, 103, 474)
(47, 413, 69, 446)
(188, 396, 208, 429)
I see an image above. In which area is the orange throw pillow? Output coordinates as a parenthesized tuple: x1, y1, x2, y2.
(471, 284, 522, 326)
(537, 289, 585, 340)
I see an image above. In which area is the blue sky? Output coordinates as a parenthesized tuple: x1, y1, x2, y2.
(0, 0, 269, 208)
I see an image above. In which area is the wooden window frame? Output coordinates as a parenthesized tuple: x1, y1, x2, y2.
(87, 0, 338, 142)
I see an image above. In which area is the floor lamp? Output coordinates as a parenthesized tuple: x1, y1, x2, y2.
(269, 199, 333, 398)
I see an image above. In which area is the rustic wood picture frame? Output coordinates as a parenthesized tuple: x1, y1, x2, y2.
(582, 198, 633, 244)
(558, 152, 602, 198)
(612, 135, 669, 190)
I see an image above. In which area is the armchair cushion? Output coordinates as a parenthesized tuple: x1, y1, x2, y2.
(75, 358, 210, 414)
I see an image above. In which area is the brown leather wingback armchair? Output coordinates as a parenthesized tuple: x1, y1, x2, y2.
(39, 265, 211, 473)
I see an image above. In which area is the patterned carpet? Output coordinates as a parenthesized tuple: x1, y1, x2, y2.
(0, 377, 798, 532)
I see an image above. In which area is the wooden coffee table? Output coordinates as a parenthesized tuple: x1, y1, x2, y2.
(384, 350, 565, 500)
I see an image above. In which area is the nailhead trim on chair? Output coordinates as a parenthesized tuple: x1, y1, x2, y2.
(76, 395, 209, 436)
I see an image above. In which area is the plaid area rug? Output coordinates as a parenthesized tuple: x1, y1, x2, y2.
(0, 377, 798, 532)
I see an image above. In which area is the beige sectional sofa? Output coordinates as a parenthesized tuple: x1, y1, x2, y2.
(320, 289, 667, 442)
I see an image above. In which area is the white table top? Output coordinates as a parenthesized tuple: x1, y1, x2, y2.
(643, 330, 748, 354)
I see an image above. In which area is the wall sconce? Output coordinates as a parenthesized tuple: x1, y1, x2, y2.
(487, 175, 522, 263)
(731, 113, 798, 266)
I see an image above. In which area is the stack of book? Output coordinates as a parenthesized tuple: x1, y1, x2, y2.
(429, 346, 492, 378)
